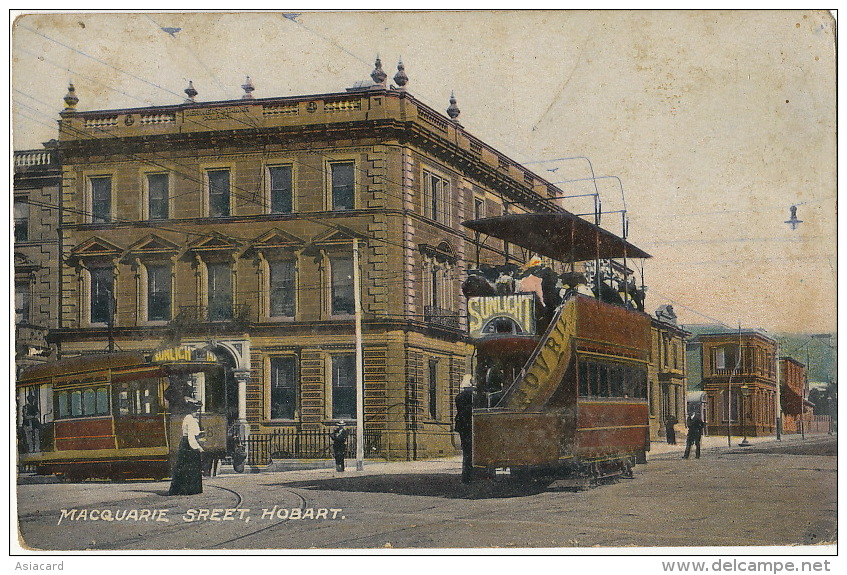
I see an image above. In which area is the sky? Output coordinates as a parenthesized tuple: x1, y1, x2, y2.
(10, 10, 838, 334)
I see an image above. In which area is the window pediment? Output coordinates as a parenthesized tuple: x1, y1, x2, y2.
(187, 232, 240, 255)
(303, 226, 367, 257)
(125, 234, 180, 260)
(68, 236, 123, 264)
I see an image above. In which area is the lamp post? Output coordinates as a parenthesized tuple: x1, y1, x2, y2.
(739, 383, 751, 447)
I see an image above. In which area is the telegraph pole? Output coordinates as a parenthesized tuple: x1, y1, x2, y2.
(353, 238, 364, 471)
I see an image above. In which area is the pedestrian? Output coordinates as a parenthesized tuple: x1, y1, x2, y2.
(22, 393, 41, 453)
(169, 399, 205, 495)
(330, 421, 349, 472)
(665, 415, 678, 445)
(455, 375, 474, 483)
(683, 412, 705, 459)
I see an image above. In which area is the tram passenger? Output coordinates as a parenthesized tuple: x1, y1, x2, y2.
(455, 376, 475, 483)
(169, 399, 205, 495)
(22, 394, 41, 453)
(330, 421, 349, 472)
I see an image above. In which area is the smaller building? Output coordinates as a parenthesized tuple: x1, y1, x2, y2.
(14, 143, 61, 376)
(695, 330, 778, 437)
(647, 305, 689, 441)
(779, 356, 813, 434)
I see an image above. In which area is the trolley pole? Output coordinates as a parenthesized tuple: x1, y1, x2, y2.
(353, 238, 365, 472)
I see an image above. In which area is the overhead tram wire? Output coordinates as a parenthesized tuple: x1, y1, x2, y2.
(17, 102, 516, 272)
(143, 15, 238, 104)
(13, 83, 533, 263)
(15, 46, 157, 107)
(14, 32, 567, 224)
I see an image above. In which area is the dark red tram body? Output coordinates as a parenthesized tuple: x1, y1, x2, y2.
(16, 351, 228, 479)
(463, 213, 652, 478)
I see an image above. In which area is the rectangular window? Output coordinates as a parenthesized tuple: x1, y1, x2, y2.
(473, 197, 484, 221)
(723, 390, 739, 422)
(424, 170, 449, 223)
(207, 263, 232, 320)
(90, 267, 113, 324)
(331, 162, 355, 211)
(428, 359, 438, 419)
(330, 255, 355, 315)
(57, 386, 112, 418)
(147, 173, 169, 220)
(269, 165, 293, 214)
(116, 379, 158, 416)
(270, 356, 297, 419)
(14, 199, 29, 242)
(15, 281, 30, 324)
(208, 169, 231, 217)
(331, 353, 356, 420)
(90, 176, 112, 223)
(269, 260, 295, 317)
(147, 264, 171, 321)
(578, 360, 589, 396)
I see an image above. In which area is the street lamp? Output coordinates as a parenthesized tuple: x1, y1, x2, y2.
(739, 383, 751, 447)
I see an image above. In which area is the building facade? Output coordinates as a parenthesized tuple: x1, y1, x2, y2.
(647, 305, 688, 441)
(14, 144, 61, 375)
(695, 331, 778, 437)
(779, 356, 811, 434)
(48, 62, 562, 460)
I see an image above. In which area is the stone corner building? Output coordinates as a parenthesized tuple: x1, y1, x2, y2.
(51, 63, 563, 460)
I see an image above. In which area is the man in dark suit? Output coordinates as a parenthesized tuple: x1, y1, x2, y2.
(330, 421, 349, 471)
(683, 412, 705, 459)
(455, 376, 475, 483)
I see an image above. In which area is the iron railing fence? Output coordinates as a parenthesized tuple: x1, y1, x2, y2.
(245, 428, 383, 466)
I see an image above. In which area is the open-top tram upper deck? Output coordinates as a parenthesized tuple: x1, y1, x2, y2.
(461, 211, 653, 473)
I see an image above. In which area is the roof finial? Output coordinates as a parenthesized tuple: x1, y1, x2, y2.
(393, 59, 408, 90)
(63, 83, 79, 112)
(241, 76, 255, 100)
(446, 91, 461, 121)
(371, 56, 387, 86)
(184, 80, 198, 104)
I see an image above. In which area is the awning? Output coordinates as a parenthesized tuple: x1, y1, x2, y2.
(463, 213, 651, 262)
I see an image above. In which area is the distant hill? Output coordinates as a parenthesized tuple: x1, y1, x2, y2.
(775, 333, 837, 384)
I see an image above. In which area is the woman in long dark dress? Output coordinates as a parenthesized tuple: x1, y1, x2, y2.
(169, 401, 204, 495)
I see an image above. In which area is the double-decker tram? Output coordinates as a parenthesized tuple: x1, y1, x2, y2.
(16, 348, 232, 480)
(462, 212, 652, 481)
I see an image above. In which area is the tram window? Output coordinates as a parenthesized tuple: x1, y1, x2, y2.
(57, 392, 69, 418)
(587, 361, 598, 396)
(598, 363, 609, 397)
(116, 379, 159, 416)
(83, 389, 96, 414)
(70, 391, 82, 416)
(611, 365, 624, 397)
(96, 387, 110, 415)
(578, 360, 589, 396)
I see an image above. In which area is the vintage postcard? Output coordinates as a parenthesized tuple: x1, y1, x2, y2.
(10, 9, 837, 567)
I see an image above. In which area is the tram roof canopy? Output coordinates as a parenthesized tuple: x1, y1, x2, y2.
(462, 213, 651, 262)
(17, 352, 150, 386)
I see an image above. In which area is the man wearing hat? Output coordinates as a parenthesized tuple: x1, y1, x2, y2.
(329, 421, 349, 472)
(455, 376, 475, 483)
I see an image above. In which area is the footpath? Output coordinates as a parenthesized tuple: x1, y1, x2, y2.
(221, 431, 834, 481)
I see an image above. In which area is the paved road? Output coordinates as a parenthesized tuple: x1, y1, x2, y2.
(16, 435, 837, 550)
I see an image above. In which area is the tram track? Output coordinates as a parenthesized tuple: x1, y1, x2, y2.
(205, 482, 312, 549)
